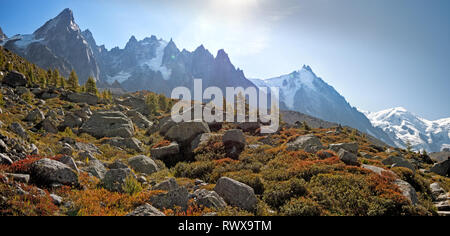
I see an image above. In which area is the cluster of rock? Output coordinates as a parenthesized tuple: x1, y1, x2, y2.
(149, 116, 248, 167)
(430, 182, 450, 216)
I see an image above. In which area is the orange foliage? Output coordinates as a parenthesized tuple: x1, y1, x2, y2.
(214, 158, 239, 166)
(8, 155, 62, 174)
(153, 139, 171, 148)
(367, 171, 409, 204)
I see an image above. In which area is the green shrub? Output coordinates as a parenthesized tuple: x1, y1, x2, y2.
(263, 178, 307, 208)
(122, 175, 143, 196)
(173, 161, 215, 181)
(280, 197, 321, 216)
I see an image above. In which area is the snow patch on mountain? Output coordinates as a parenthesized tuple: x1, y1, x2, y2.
(250, 66, 318, 109)
(141, 40, 172, 80)
(366, 107, 450, 152)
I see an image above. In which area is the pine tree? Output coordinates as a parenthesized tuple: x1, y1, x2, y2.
(158, 94, 168, 112)
(146, 93, 159, 115)
(67, 70, 80, 92)
(58, 76, 66, 88)
(50, 69, 60, 87)
(85, 76, 98, 94)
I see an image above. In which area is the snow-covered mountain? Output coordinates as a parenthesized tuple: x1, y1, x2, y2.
(1, 8, 255, 95)
(1, 9, 99, 84)
(251, 66, 396, 146)
(365, 107, 450, 152)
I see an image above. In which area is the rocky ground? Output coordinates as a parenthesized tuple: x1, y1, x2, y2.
(0, 48, 449, 216)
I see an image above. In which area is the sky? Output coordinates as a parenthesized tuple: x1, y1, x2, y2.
(1, 0, 449, 120)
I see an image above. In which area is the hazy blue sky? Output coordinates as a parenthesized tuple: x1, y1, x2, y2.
(1, 0, 449, 120)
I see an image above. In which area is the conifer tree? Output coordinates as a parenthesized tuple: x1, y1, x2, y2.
(85, 76, 98, 94)
(67, 70, 80, 92)
(146, 93, 159, 115)
(158, 94, 168, 112)
(59, 76, 66, 88)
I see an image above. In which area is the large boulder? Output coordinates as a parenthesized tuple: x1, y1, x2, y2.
(9, 122, 28, 139)
(430, 159, 450, 177)
(152, 178, 179, 191)
(329, 142, 359, 154)
(150, 142, 180, 160)
(394, 179, 419, 205)
(214, 177, 257, 212)
(223, 129, 246, 159)
(338, 149, 359, 166)
(128, 155, 159, 175)
(165, 121, 210, 144)
(192, 189, 227, 210)
(101, 137, 143, 152)
(74, 142, 102, 155)
(83, 159, 107, 179)
(2, 71, 27, 87)
(126, 110, 153, 129)
(149, 186, 189, 210)
(39, 117, 59, 134)
(80, 111, 134, 138)
(31, 158, 78, 186)
(60, 113, 83, 129)
(58, 156, 79, 172)
(102, 168, 135, 192)
(382, 156, 415, 172)
(430, 182, 446, 200)
(286, 134, 323, 153)
(24, 108, 45, 122)
(126, 204, 165, 216)
(116, 96, 150, 116)
(67, 93, 98, 105)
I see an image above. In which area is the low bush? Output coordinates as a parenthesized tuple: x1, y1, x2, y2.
(280, 197, 321, 216)
(263, 178, 308, 208)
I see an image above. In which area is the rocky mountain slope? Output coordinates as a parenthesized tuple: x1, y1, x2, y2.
(251, 66, 396, 147)
(1, 8, 255, 95)
(365, 107, 450, 153)
(0, 46, 449, 216)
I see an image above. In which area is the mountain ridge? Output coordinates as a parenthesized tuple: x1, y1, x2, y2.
(251, 67, 396, 147)
(365, 107, 450, 152)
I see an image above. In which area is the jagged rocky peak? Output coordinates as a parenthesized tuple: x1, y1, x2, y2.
(216, 49, 231, 63)
(162, 38, 180, 65)
(0, 26, 7, 41)
(34, 8, 79, 39)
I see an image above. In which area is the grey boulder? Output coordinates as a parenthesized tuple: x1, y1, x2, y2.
(382, 156, 415, 172)
(101, 137, 143, 153)
(430, 159, 450, 177)
(286, 134, 323, 153)
(80, 111, 134, 138)
(338, 149, 359, 166)
(214, 177, 257, 212)
(102, 168, 135, 192)
(193, 189, 227, 210)
(126, 204, 165, 216)
(329, 142, 359, 154)
(165, 121, 210, 144)
(128, 155, 159, 175)
(67, 93, 98, 105)
(31, 158, 78, 186)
